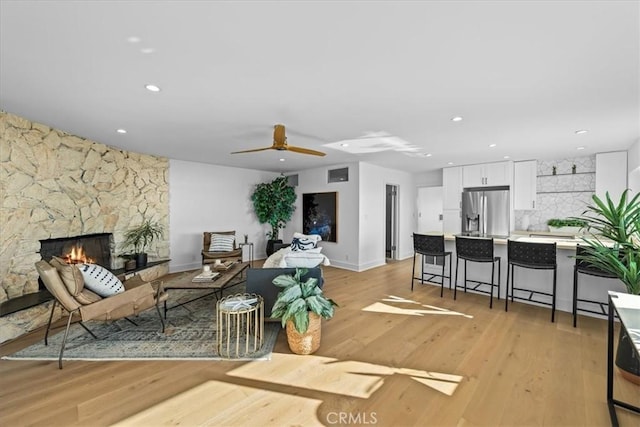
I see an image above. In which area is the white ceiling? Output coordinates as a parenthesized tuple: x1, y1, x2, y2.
(1, 1, 638, 174)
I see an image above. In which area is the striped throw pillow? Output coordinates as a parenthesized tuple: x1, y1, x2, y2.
(209, 234, 235, 252)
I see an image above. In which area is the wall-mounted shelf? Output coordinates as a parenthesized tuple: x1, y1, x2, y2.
(537, 190, 594, 194)
(537, 172, 595, 177)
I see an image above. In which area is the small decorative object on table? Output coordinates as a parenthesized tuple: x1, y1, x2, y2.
(213, 260, 234, 271)
(217, 293, 264, 358)
(572, 164, 577, 174)
(552, 166, 557, 175)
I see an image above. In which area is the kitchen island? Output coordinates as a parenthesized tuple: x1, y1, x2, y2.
(417, 231, 626, 316)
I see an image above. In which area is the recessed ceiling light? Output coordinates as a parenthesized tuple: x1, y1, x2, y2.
(489, 144, 497, 148)
(503, 155, 510, 159)
(575, 129, 588, 135)
(425, 153, 432, 157)
(140, 48, 155, 54)
(279, 158, 285, 162)
(127, 36, 141, 44)
(451, 116, 463, 122)
(116, 129, 127, 134)
(577, 146, 585, 150)
(145, 84, 161, 92)
(447, 162, 454, 165)
(340, 143, 349, 147)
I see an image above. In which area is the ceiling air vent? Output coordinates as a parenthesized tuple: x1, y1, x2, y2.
(328, 167, 349, 183)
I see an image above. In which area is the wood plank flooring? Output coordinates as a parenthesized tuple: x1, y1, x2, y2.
(1, 259, 638, 426)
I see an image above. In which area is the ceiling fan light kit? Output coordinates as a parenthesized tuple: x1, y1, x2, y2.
(231, 124, 326, 157)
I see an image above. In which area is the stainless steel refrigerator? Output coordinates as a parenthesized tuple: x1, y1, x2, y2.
(461, 186, 510, 237)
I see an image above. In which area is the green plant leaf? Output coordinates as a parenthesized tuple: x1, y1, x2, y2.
(292, 310, 310, 333)
(573, 190, 640, 295)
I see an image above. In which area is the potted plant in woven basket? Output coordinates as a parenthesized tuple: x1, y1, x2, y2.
(271, 268, 337, 355)
(573, 189, 640, 384)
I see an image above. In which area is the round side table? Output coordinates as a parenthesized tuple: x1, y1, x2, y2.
(216, 293, 264, 358)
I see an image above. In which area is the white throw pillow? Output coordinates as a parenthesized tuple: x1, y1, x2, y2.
(263, 247, 291, 268)
(290, 232, 322, 251)
(78, 264, 125, 297)
(209, 234, 235, 252)
(283, 251, 330, 268)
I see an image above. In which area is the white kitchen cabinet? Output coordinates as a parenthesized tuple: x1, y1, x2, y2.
(442, 209, 461, 234)
(596, 151, 627, 202)
(514, 160, 537, 210)
(463, 161, 513, 188)
(443, 166, 463, 210)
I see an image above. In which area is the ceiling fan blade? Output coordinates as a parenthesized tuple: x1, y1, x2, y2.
(286, 145, 326, 156)
(230, 146, 274, 154)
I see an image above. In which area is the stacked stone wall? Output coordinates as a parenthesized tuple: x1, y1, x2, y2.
(0, 111, 169, 342)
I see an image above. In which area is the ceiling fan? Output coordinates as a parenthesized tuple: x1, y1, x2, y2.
(231, 124, 326, 157)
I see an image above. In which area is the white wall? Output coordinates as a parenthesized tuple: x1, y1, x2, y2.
(628, 139, 640, 195)
(414, 169, 443, 187)
(283, 162, 361, 271)
(359, 163, 417, 266)
(168, 159, 278, 271)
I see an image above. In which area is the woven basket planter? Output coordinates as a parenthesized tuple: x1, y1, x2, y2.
(285, 312, 321, 355)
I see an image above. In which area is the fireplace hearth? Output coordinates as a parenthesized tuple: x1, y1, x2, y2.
(39, 233, 113, 268)
(0, 233, 114, 317)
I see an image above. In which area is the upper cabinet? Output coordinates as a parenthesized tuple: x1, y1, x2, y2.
(462, 161, 513, 188)
(514, 160, 537, 210)
(443, 166, 463, 210)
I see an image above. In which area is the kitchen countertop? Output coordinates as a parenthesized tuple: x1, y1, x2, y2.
(419, 230, 592, 250)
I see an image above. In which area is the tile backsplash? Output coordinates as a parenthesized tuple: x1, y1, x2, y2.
(515, 155, 595, 231)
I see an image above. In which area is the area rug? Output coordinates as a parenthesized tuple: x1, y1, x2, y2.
(3, 285, 280, 362)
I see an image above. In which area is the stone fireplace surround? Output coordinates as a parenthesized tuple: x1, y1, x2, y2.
(0, 111, 170, 342)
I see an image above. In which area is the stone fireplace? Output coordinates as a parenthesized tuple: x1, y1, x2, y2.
(0, 111, 170, 343)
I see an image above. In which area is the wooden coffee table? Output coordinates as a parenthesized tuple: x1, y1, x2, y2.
(162, 262, 250, 318)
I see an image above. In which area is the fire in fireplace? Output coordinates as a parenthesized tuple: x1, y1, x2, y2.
(39, 233, 113, 269)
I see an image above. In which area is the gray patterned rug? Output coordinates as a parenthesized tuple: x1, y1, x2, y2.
(3, 286, 280, 362)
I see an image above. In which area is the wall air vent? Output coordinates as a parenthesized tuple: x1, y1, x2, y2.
(328, 167, 349, 183)
(286, 174, 299, 187)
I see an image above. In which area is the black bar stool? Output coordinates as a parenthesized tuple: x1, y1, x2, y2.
(411, 233, 452, 297)
(454, 236, 501, 308)
(505, 240, 557, 322)
(573, 245, 619, 327)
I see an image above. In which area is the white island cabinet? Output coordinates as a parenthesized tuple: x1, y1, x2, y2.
(463, 161, 513, 187)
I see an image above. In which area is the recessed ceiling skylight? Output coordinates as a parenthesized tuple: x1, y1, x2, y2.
(451, 116, 463, 122)
(575, 129, 588, 135)
(145, 84, 161, 92)
(116, 129, 127, 134)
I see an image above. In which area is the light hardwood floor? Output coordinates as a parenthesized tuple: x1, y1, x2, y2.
(1, 259, 638, 426)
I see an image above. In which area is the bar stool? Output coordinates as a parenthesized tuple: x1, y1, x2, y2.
(454, 236, 501, 308)
(411, 233, 452, 297)
(573, 245, 618, 327)
(505, 240, 557, 322)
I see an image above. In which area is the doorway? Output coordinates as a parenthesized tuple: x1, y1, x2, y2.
(385, 184, 398, 259)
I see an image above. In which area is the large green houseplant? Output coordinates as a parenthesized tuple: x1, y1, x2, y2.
(574, 189, 640, 383)
(271, 268, 337, 355)
(121, 217, 164, 268)
(251, 175, 296, 255)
